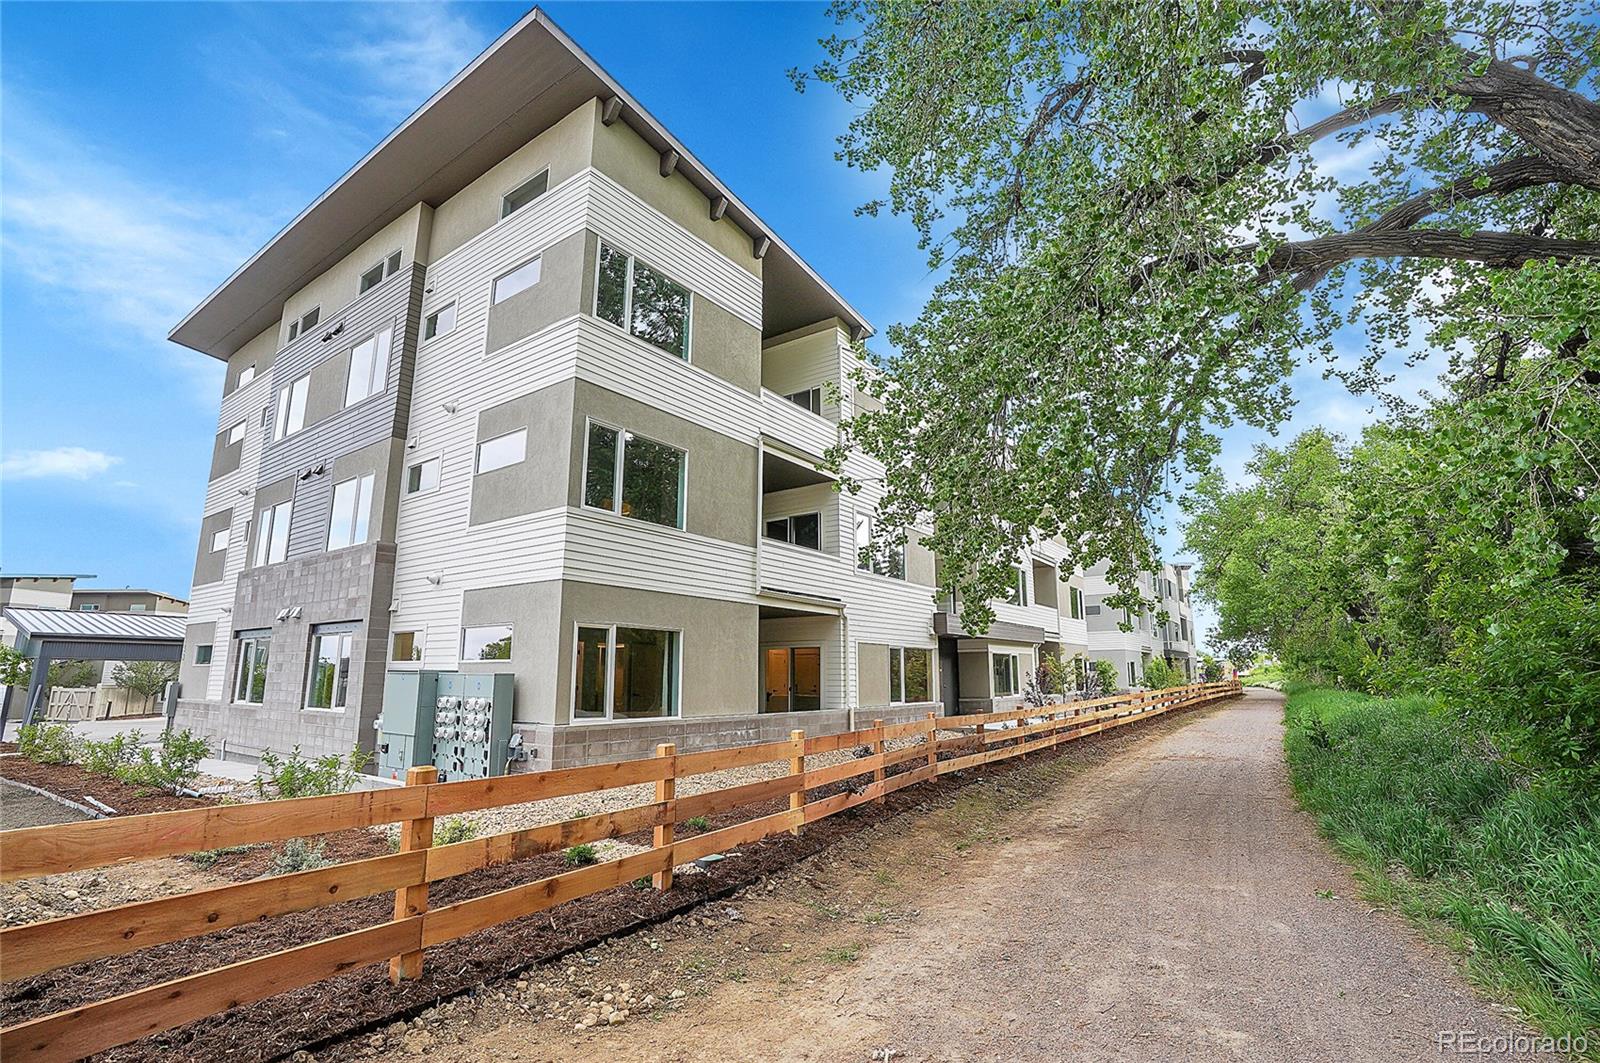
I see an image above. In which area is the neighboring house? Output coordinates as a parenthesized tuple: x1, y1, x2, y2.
(167, 9, 1183, 770)
(70, 588, 189, 614)
(1083, 563, 1196, 686)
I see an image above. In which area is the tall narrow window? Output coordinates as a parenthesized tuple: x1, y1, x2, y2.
(582, 422, 684, 530)
(326, 473, 374, 550)
(305, 628, 354, 710)
(1070, 586, 1083, 619)
(476, 429, 527, 474)
(423, 302, 455, 341)
(992, 653, 1020, 697)
(254, 500, 293, 567)
(574, 624, 678, 720)
(1006, 568, 1028, 606)
(274, 375, 309, 440)
(763, 646, 823, 713)
(233, 633, 271, 703)
(492, 257, 542, 304)
(344, 327, 392, 407)
(501, 171, 549, 217)
(889, 647, 932, 703)
(593, 242, 690, 359)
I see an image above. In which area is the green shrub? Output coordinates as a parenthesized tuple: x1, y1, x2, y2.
(1092, 659, 1120, 694)
(80, 732, 141, 777)
(113, 729, 210, 792)
(270, 837, 330, 875)
(1140, 658, 1184, 690)
(684, 817, 710, 832)
(254, 745, 373, 800)
(564, 843, 599, 867)
(17, 723, 76, 765)
(432, 816, 479, 847)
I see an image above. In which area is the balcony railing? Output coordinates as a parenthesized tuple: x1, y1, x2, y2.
(760, 388, 837, 458)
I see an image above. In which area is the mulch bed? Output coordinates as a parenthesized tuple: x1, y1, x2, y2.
(1, 704, 1223, 1062)
(0, 757, 213, 817)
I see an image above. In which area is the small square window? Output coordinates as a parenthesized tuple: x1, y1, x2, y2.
(390, 630, 422, 663)
(359, 262, 385, 294)
(406, 457, 441, 495)
(211, 528, 230, 553)
(423, 302, 456, 341)
(301, 307, 320, 331)
(195, 644, 213, 665)
(226, 420, 246, 445)
(386, 250, 402, 276)
(237, 365, 256, 388)
(501, 171, 549, 217)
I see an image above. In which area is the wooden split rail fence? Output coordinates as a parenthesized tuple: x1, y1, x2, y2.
(0, 679, 1241, 1062)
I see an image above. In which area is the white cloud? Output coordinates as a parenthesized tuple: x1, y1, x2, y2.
(1, 446, 122, 481)
(344, 6, 484, 120)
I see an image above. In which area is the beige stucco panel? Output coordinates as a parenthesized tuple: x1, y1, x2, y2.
(280, 203, 433, 347)
(470, 381, 576, 526)
(484, 229, 589, 355)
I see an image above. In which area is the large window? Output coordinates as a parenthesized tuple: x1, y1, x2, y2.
(765, 513, 820, 550)
(305, 627, 354, 710)
(462, 624, 513, 661)
(854, 514, 905, 579)
(574, 624, 679, 720)
(254, 500, 292, 567)
(889, 647, 932, 704)
(583, 422, 685, 529)
(233, 633, 271, 703)
(501, 171, 549, 217)
(326, 473, 374, 550)
(1005, 568, 1028, 606)
(763, 646, 821, 713)
(274, 375, 309, 440)
(344, 327, 392, 407)
(594, 242, 691, 360)
(492, 257, 542, 304)
(992, 653, 1020, 698)
(476, 429, 527, 474)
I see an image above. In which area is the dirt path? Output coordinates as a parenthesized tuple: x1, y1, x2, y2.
(359, 690, 1528, 1062)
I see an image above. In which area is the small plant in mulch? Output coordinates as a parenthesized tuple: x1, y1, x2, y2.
(631, 876, 652, 889)
(564, 843, 599, 867)
(271, 837, 331, 875)
(684, 817, 710, 832)
(80, 733, 140, 776)
(16, 723, 76, 765)
(183, 844, 261, 869)
(254, 746, 373, 800)
(432, 816, 480, 847)
(113, 729, 210, 792)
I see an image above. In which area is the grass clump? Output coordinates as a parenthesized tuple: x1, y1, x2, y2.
(563, 843, 599, 867)
(1283, 683, 1600, 1044)
(684, 816, 710, 832)
(431, 815, 479, 847)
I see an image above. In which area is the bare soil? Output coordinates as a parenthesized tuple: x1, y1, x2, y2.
(344, 689, 1531, 1063)
(0, 756, 213, 817)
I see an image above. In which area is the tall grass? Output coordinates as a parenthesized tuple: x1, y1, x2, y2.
(1283, 683, 1600, 1049)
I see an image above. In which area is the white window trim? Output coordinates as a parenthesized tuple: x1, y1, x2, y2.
(888, 645, 935, 705)
(764, 511, 823, 551)
(342, 326, 394, 409)
(579, 417, 688, 531)
(421, 299, 457, 344)
(569, 620, 683, 724)
(388, 626, 427, 669)
(304, 629, 355, 712)
(232, 634, 271, 705)
(591, 239, 694, 363)
(490, 255, 544, 307)
(460, 623, 515, 663)
(326, 473, 375, 551)
(499, 167, 551, 219)
(226, 420, 247, 446)
(210, 527, 230, 554)
(403, 452, 444, 498)
(475, 427, 528, 475)
(274, 374, 309, 440)
(287, 305, 321, 345)
(991, 651, 1021, 698)
(254, 499, 293, 567)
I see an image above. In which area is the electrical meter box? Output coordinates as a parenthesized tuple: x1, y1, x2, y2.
(377, 670, 439, 780)
(432, 672, 514, 781)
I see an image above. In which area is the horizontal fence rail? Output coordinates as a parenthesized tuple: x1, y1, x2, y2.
(0, 679, 1241, 1062)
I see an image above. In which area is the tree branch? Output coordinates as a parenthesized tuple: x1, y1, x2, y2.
(1255, 230, 1600, 276)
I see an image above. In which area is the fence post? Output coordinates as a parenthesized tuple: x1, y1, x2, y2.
(788, 729, 806, 835)
(925, 712, 937, 773)
(389, 764, 437, 984)
(872, 719, 885, 804)
(653, 742, 676, 891)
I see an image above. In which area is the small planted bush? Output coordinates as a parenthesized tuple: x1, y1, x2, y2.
(684, 816, 710, 832)
(564, 843, 599, 867)
(80, 732, 141, 776)
(254, 745, 373, 800)
(432, 816, 479, 847)
(270, 837, 330, 875)
(115, 729, 211, 793)
(17, 723, 76, 765)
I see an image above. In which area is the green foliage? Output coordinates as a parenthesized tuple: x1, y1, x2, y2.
(432, 816, 479, 847)
(47, 660, 100, 689)
(1140, 657, 1184, 690)
(254, 746, 373, 800)
(797, 2, 1599, 639)
(80, 732, 141, 776)
(113, 729, 210, 792)
(16, 723, 75, 765)
(563, 843, 599, 867)
(1284, 686, 1600, 1040)
(182, 844, 257, 869)
(1092, 659, 1120, 695)
(111, 660, 178, 704)
(0, 646, 31, 688)
(1199, 655, 1224, 683)
(271, 837, 330, 876)
(684, 817, 710, 832)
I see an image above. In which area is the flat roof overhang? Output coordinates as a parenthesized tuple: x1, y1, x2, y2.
(170, 7, 872, 360)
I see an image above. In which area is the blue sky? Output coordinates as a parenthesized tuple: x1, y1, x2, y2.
(1, 2, 1408, 647)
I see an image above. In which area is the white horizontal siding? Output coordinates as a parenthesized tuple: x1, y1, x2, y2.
(760, 389, 837, 459)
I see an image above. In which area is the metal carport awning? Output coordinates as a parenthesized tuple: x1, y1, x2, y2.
(1, 607, 187, 731)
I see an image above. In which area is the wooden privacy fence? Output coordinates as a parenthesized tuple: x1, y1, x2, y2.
(0, 679, 1241, 1062)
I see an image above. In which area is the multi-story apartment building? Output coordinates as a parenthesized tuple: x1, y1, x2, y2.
(1083, 562, 1196, 686)
(167, 10, 1161, 770)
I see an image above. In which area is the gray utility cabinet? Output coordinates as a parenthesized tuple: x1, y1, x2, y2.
(432, 672, 515, 781)
(376, 670, 440, 781)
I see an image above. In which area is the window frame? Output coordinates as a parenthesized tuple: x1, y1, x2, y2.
(304, 626, 356, 712)
(761, 645, 823, 713)
(236, 364, 257, 388)
(226, 420, 247, 446)
(500, 168, 551, 219)
(422, 300, 456, 343)
(475, 428, 529, 475)
(591, 240, 693, 362)
(570, 620, 682, 723)
(404, 454, 443, 497)
(253, 499, 293, 567)
(491, 255, 544, 306)
(210, 527, 230, 554)
(326, 472, 375, 551)
(991, 651, 1021, 698)
(763, 512, 822, 551)
(461, 623, 514, 663)
(232, 632, 271, 705)
(853, 512, 906, 579)
(194, 644, 213, 665)
(784, 387, 823, 415)
(1069, 586, 1083, 620)
(389, 627, 425, 667)
(580, 418, 687, 531)
(343, 326, 393, 408)
(274, 374, 310, 440)
(888, 646, 934, 705)
(287, 306, 320, 344)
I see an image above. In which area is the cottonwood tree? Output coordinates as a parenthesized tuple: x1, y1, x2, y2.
(800, 0, 1600, 629)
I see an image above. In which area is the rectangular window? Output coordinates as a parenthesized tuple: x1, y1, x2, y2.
(1130, 662, 1138, 686)
(785, 387, 822, 415)
(344, 327, 392, 407)
(326, 473, 375, 550)
(129, 604, 148, 612)
(305, 628, 354, 710)
(762, 646, 822, 713)
(359, 261, 385, 294)
(390, 630, 422, 663)
(492, 257, 542, 304)
(233, 633, 271, 703)
(254, 499, 292, 567)
(476, 429, 527, 474)
(501, 170, 549, 217)
(288, 306, 320, 343)
(462, 624, 512, 661)
(1069, 586, 1083, 620)
(574, 624, 679, 720)
(405, 457, 440, 495)
(594, 242, 690, 360)
(889, 647, 932, 703)
(274, 375, 309, 440)
(582, 422, 684, 530)
(1006, 568, 1027, 606)
(195, 644, 213, 665)
(237, 365, 256, 388)
(386, 250, 401, 276)
(764, 512, 820, 550)
(226, 420, 247, 446)
(77, 603, 100, 611)
(210, 528, 230, 554)
(854, 514, 905, 578)
(992, 653, 1020, 697)
(423, 302, 455, 341)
